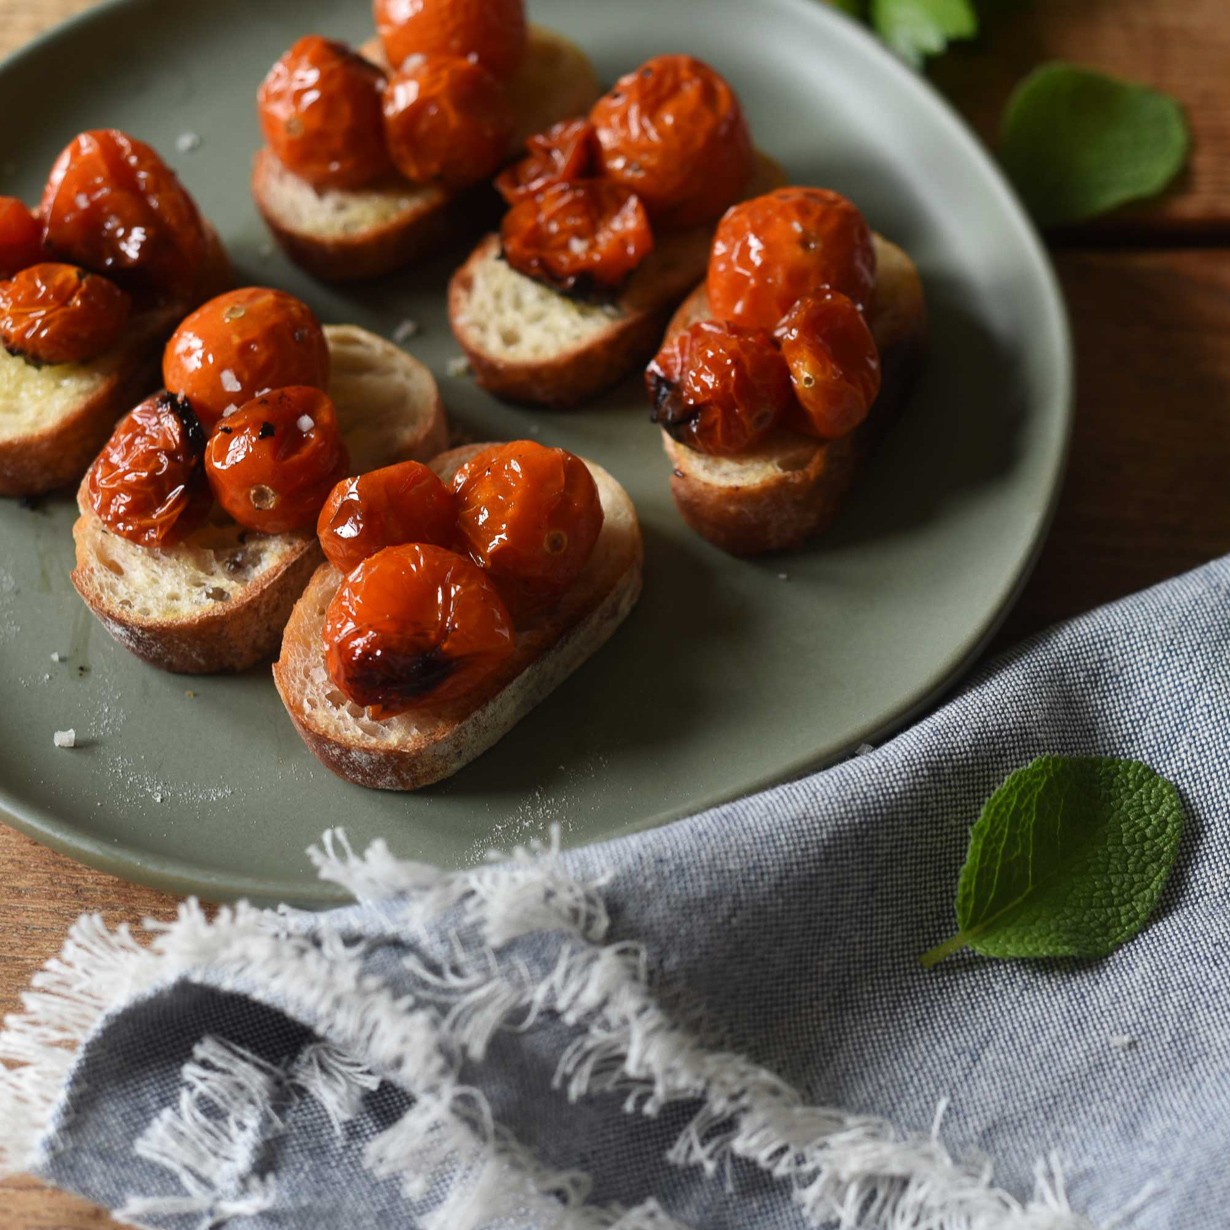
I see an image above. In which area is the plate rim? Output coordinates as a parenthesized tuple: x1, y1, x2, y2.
(0, 0, 1073, 906)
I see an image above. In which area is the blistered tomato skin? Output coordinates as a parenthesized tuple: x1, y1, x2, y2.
(163, 288, 331, 430)
(452, 440, 604, 622)
(259, 37, 393, 191)
(501, 180, 654, 295)
(707, 187, 877, 330)
(775, 292, 881, 440)
(374, 0, 527, 81)
(590, 55, 753, 231)
(86, 391, 211, 548)
(0, 263, 131, 366)
(0, 198, 44, 279)
(205, 387, 349, 534)
(318, 460, 458, 574)
(40, 129, 209, 305)
(382, 55, 513, 190)
(495, 119, 598, 205)
(646, 320, 794, 456)
(324, 542, 515, 715)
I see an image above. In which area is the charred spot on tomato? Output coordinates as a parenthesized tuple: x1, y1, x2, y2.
(160, 390, 206, 456)
(258, 421, 276, 440)
(354, 644, 457, 708)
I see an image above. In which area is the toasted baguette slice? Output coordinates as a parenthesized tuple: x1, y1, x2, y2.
(448, 154, 787, 408)
(0, 226, 232, 498)
(660, 235, 926, 556)
(273, 444, 643, 790)
(252, 26, 601, 283)
(70, 325, 448, 675)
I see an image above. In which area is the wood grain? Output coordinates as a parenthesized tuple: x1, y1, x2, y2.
(3, 1, 1230, 1227)
(933, 0, 1230, 237)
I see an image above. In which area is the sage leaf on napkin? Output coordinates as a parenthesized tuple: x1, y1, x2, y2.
(921, 756, 1184, 968)
(1001, 63, 1190, 227)
(869, 0, 978, 66)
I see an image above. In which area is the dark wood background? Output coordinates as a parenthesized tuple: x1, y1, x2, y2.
(3, 0, 1229, 1222)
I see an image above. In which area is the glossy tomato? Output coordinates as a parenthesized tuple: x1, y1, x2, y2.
(382, 55, 513, 189)
(775, 292, 881, 439)
(163, 288, 330, 430)
(0, 197, 44, 279)
(0, 263, 130, 366)
(707, 187, 877, 330)
(452, 440, 603, 622)
(495, 119, 597, 205)
(646, 319, 793, 456)
(318, 460, 458, 574)
(501, 180, 653, 295)
(85, 391, 210, 547)
(374, 0, 527, 82)
(324, 542, 515, 715)
(590, 55, 753, 230)
(259, 36, 393, 191)
(205, 387, 349, 534)
(40, 129, 209, 305)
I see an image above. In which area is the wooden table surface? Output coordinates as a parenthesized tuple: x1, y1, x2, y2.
(3, 0, 1229, 1224)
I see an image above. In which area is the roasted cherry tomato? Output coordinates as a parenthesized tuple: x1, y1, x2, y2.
(324, 542, 515, 716)
(495, 119, 597, 205)
(317, 460, 457, 573)
(501, 180, 653, 295)
(646, 319, 794, 456)
(382, 55, 513, 189)
(590, 55, 753, 231)
(707, 187, 877, 330)
(163, 288, 331, 430)
(259, 36, 394, 191)
(0, 197, 44, 279)
(205, 387, 349, 534)
(0, 263, 130, 365)
(85, 391, 210, 547)
(40, 129, 209, 305)
(774, 292, 881, 440)
(374, 0, 527, 82)
(452, 440, 603, 622)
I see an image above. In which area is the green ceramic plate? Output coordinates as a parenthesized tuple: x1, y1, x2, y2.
(0, 0, 1071, 905)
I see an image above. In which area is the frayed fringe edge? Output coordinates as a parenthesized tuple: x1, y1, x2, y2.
(314, 830, 1103, 1230)
(0, 880, 691, 1230)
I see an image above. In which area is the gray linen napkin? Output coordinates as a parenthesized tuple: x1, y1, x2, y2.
(2, 556, 1227, 1230)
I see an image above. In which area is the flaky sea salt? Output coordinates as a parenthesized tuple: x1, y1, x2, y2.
(175, 132, 202, 154)
(447, 356, 471, 377)
(393, 319, 421, 343)
(296, 415, 315, 433)
(53, 729, 76, 749)
(220, 369, 242, 393)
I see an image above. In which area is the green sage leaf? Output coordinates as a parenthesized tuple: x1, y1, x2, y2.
(1000, 63, 1190, 227)
(921, 756, 1184, 968)
(869, 0, 978, 67)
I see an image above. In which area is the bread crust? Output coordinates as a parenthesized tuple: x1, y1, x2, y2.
(272, 445, 644, 790)
(448, 155, 786, 407)
(252, 27, 601, 284)
(70, 325, 447, 674)
(662, 235, 927, 555)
